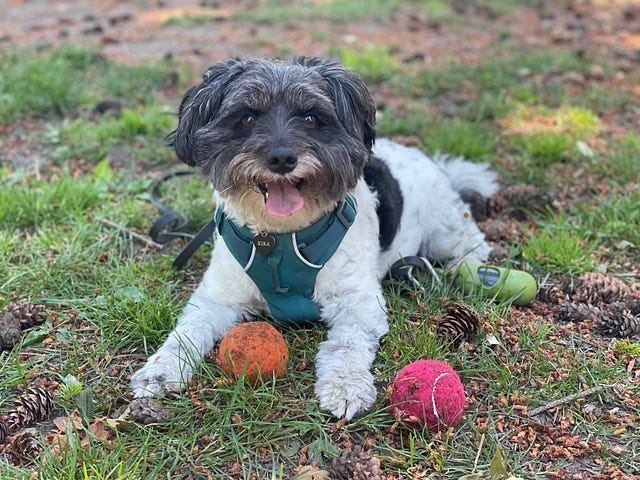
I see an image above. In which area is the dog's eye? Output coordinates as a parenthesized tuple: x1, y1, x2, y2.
(303, 114, 318, 127)
(241, 114, 257, 128)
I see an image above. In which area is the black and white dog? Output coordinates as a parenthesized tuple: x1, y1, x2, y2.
(131, 57, 497, 420)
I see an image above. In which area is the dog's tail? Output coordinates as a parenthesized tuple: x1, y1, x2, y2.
(434, 154, 498, 219)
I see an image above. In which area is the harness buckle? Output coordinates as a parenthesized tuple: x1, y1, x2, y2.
(336, 196, 356, 228)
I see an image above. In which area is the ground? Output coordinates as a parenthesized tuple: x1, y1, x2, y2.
(2, 1, 640, 168)
(1, 1, 640, 479)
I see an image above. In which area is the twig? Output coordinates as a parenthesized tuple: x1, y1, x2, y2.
(98, 218, 163, 250)
(472, 432, 485, 473)
(527, 384, 614, 417)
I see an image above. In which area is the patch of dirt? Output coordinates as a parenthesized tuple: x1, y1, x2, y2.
(1, 1, 496, 66)
(2, 1, 640, 171)
(2, 1, 639, 71)
(0, 0, 640, 66)
(0, 120, 52, 173)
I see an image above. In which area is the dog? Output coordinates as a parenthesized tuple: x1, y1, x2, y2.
(130, 57, 497, 420)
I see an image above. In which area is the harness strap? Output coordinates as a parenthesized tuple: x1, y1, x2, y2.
(216, 196, 357, 323)
(146, 171, 357, 276)
(215, 196, 357, 268)
(298, 197, 356, 262)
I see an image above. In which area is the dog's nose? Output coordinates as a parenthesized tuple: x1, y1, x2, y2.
(266, 147, 298, 174)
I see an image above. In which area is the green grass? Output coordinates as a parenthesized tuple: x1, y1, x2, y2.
(422, 118, 497, 159)
(340, 46, 398, 84)
(522, 224, 597, 274)
(377, 107, 432, 138)
(400, 47, 589, 99)
(511, 131, 576, 164)
(613, 339, 640, 357)
(593, 133, 640, 182)
(0, 47, 96, 121)
(519, 184, 640, 274)
(235, 0, 531, 24)
(0, 46, 180, 124)
(574, 191, 640, 251)
(1, 17, 640, 479)
(0, 173, 102, 228)
(234, 0, 404, 23)
(44, 103, 176, 166)
(147, 172, 214, 232)
(377, 114, 497, 160)
(420, 0, 457, 23)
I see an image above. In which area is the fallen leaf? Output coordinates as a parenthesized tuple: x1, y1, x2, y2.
(103, 407, 135, 430)
(89, 418, 114, 443)
(489, 446, 509, 477)
(52, 413, 83, 432)
(458, 447, 526, 480)
(294, 466, 330, 480)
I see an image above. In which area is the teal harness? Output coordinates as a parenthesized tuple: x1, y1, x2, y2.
(215, 196, 357, 323)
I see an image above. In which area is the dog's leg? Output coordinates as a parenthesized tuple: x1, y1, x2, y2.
(131, 248, 260, 397)
(130, 296, 241, 397)
(310, 182, 389, 420)
(420, 196, 492, 266)
(314, 284, 389, 420)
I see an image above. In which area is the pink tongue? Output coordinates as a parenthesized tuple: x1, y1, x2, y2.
(265, 181, 304, 217)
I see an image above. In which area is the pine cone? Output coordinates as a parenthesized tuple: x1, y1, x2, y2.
(596, 308, 640, 338)
(5, 387, 55, 432)
(537, 283, 568, 305)
(353, 452, 383, 480)
(329, 447, 384, 480)
(129, 397, 172, 425)
(609, 298, 640, 316)
(436, 303, 481, 346)
(554, 302, 601, 323)
(7, 431, 42, 463)
(570, 272, 630, 305)
(0, 419, 7, 444)
(0, 311, 22, 350)
(329, 447, 357, 480)
(7, 302, 47, 328)
(478, 218, 512, 242)
(487, 184, 556, 220)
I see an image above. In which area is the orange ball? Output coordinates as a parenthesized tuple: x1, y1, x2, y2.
(217, 321, 288, 383)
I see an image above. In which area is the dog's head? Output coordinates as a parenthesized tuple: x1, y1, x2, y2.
(168, 57, 376, 231)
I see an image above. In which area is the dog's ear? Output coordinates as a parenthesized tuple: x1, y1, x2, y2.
(293, 57, 376, 151)
(167, 58, 246, 166)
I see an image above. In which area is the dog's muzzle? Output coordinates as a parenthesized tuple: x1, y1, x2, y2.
(266, 146, 298, 174)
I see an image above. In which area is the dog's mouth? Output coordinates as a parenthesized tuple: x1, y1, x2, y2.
(259, 180, 305, 217)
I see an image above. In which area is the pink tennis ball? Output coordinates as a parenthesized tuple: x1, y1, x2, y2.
(389, 359, 466, 432)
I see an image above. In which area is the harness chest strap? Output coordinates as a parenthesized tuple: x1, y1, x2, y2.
(215, 196, 357, 323)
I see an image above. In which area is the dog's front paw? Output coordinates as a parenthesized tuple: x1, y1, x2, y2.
(130, 354, 192, 398)
(315, 369, 377, 420)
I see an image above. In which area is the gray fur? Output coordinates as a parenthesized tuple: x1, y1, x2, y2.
(168, 57, 376, 207)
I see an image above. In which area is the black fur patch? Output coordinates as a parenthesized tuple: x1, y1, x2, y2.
(458, 189, 488, 221)
(364, 157, 403, 251)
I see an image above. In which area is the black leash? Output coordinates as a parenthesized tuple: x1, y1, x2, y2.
(387, 256, 442, 292)
(148, 170, 216, 269)
(171, 218, 216, 269)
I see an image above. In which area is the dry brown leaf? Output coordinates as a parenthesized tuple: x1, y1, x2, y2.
(52, 413, 83, 433)
(294, 466, 330, 480)
(89, 418, 114, 443)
